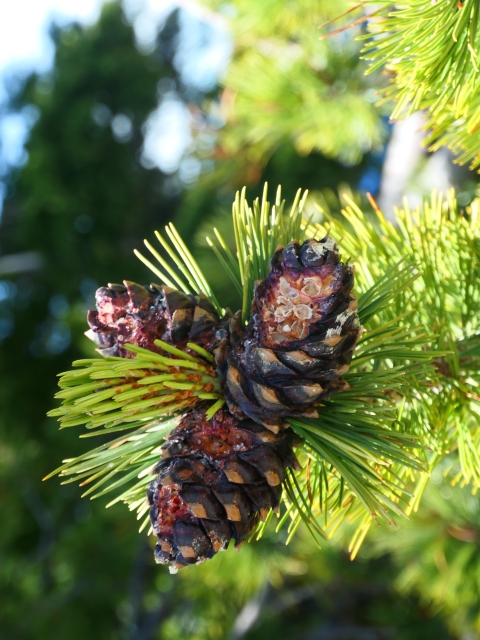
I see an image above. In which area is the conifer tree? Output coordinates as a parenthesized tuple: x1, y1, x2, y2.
(5, 0, 480, 637)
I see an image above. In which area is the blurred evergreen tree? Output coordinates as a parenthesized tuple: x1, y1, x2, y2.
(205, 0, 384, 169)
(370, 465, 480, 639)
(0, 3, 183, 637)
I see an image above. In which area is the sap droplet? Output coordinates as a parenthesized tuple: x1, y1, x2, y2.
(293, 304, 313, 320)
(301, 278, 321, 297)
(274, 305, 293, 320)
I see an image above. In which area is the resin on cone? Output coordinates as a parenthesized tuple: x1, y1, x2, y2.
(222, 237, 361, 429)
(86, 281, 222, 357)
(147, 404, 299, 570)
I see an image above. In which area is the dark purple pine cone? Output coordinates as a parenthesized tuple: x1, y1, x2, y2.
(85, 281, 222, 357)
(220, 237, 362, 430)
(147, 404, 299, 571)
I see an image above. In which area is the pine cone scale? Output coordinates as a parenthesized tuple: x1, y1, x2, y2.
(179, 485, 225, 520)
(253, 347, 299, 379)
(223, 455, 262, 483)
(238, 446, 284, 486)
(202, 519, 232, 553)
(174, 521, 212, 561)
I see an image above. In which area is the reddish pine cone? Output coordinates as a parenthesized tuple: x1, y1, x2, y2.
(221, 237, 361, 429)
(86, 281, 221, 357)
(147, 405, 299, 571)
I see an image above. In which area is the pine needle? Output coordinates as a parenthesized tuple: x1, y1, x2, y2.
(46, 342, 224, 518)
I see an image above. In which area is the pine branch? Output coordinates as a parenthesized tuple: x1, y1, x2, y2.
(45, 340, 223, 526)
(324, 0, 480, 169)
(48, 185, 471, 561)
(309, 189, 480, 495)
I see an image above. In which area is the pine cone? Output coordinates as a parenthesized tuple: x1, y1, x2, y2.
(86, 281, 221, 357)
(221, 237, 361, 429)
(147, 404, 299, 571)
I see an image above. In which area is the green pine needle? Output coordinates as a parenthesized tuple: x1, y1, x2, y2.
(135, 223, 223, 315)
(46, 340, 223, 522)
(308, 189, 480, 498)
(207, 183, 309, 323)
(324, 1, 480, 169)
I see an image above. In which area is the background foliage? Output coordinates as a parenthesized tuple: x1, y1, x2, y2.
(1, 1, 479, 639)
(331, 0, 480, 170)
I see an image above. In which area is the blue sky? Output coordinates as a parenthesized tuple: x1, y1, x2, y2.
(0, 0, 106, 168)
(0, 0, 230, 181)
(0, 0, 105, 84)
